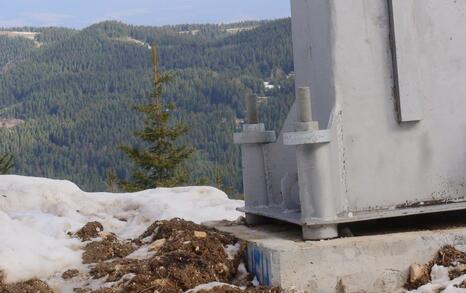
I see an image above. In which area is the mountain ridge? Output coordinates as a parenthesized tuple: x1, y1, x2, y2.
(0, 18, 294, 193)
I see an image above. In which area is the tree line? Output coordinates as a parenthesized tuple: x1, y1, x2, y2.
(0, 18, 294, 195)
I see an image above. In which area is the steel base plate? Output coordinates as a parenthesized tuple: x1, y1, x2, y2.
(238, 200, 466, 227)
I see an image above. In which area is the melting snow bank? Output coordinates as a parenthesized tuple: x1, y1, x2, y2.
(0, 175, 243, 284)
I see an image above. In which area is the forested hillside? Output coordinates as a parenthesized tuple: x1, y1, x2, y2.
(0, 19, 294, 194)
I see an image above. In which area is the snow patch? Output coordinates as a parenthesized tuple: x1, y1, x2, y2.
(126, 245, 156, 260)
(410, 265, 466, 293)
(264, 81, 275, 90)
(224, 243, 242, 260)
(431, 265, 451, 284)
(0, 175, 243, 283)
(185, 282, 240, 292)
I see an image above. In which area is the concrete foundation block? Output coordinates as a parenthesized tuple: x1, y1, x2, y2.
(211, 223, 466, 293)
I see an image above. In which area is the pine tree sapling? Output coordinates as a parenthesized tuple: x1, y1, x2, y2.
(0, 154, 14, 174)
(106, 169, 120, 192)
(214, 165, 236, 196)
(120, 46, 194, 192)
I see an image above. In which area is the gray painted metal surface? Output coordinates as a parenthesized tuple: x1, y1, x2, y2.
(283, 130, 331, 146)
(235, 0, 466, 240)
(388, 0, 424, 122)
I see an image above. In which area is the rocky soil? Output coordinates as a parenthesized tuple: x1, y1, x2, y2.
(0, 277, 54, 293)
(0, 219, 280, 293)
(406, 245, 466, 291)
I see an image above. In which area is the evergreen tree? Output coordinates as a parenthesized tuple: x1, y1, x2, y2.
(119, 46, 194, 192)
(0, 154, 14, 174)
(106, 169, 120, 192)
(214, 165, 236, 196)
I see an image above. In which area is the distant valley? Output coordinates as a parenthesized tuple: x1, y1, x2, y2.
(0, 19, 294, 193)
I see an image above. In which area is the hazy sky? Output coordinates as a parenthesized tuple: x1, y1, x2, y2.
(0, 0, 291, 28)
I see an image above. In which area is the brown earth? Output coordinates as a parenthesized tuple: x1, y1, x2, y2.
(62, 269, 80, 280)
(0, 219, 280, 293)
(0, 277, 54, 293)
(75, 221, 104, 241)
(82, 236, 136, 264)
(405, 245, 466, 290)
(82, 218, 250, 292)
(80, 218, 281, 292)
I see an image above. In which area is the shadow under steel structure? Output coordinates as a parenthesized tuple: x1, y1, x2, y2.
(235, 0, 466, 240)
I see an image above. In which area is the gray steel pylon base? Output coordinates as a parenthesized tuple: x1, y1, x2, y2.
(302, 224, 339, 240)
(245, 213, 273, 225)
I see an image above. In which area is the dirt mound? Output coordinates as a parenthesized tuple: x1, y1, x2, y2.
(0, 278, 54, 293)
(82, 236, 136, 264)
(82, 219, 244, 292)
(62, 269, 80, 280)
(1, 269, 54, 292)
(76, 218, 280, 292)
(0, 219, 280, 292)
(75, 221, 104, 241)
(406, 245, 466, 290)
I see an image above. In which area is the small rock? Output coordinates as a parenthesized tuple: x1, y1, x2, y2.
(336, 278, 349, 293)
(409, 264, 429, 284)
(194, 231, 207, 238)
(218, 263, 229, 274)
(75, 222, 104, 241)
(62, 269, 79, 280)
(149, 239, 166, 252)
